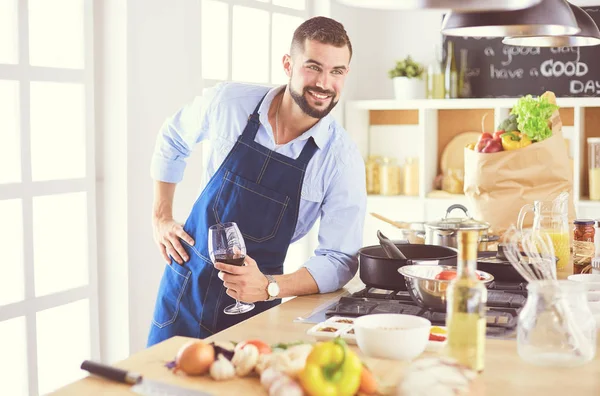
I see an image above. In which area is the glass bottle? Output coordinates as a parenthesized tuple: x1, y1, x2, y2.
(444, 40, 458, 99)
(518, 280, 596, 367)
(588, 137, 600, 200)
(445, 230, 487, 372)
(427, 45, 445, 99)
(458, 48, 471, 98)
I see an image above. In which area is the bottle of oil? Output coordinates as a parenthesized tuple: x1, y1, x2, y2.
(427, 45, 445, 99)
(445, 230, 487, 372)
(444, 40, 458, 99)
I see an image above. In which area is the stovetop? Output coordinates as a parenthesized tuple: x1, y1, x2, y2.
(296, 281, 528, 340)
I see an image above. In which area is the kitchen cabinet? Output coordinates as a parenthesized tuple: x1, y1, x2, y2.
(345, 97, 600, 246)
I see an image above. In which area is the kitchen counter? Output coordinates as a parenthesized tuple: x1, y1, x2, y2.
(52, 277, 600, 396)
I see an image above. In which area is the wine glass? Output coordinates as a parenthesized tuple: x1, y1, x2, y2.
(208, 222, 255, 315)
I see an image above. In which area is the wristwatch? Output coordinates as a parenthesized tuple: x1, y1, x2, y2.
(265, 274, 280, 301)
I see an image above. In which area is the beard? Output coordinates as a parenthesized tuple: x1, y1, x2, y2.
(289, 84, 338, 119)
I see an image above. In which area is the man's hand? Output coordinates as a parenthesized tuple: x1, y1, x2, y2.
(215, 255, 269, 303)
(152, 217, 195, 265)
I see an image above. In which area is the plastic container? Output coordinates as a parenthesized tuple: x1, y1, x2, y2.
(588, 138, 600, 200)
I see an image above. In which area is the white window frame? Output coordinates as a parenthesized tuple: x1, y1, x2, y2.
(200, 0, 313, 88)
(0, 1, 99, 395)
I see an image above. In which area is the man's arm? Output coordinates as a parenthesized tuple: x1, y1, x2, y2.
(280, 147, 367, 296)
(216, 146, 367, 302)
(151, 85, 223, 263)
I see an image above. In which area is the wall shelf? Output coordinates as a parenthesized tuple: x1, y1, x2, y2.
(348, 97, 600, 245)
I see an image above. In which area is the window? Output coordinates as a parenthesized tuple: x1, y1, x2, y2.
(0, 1, 98, 395)
(201, 0, 308, 86)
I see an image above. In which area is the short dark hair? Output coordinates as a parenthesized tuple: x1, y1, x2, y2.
(291, 16, 352, 60)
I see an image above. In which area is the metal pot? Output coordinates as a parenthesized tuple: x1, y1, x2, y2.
(424, 204, 497, 251)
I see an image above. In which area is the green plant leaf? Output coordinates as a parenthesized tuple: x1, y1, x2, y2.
(511, 95, 558, 142)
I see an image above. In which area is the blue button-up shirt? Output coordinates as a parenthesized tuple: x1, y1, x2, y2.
(150, 82, 366, 293)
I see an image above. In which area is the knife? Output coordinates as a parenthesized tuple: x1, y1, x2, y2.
(81, 360, 213, 396)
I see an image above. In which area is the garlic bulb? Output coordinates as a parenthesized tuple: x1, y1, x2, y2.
(210, 354, 235, 381)
(232, 343, 259, 377)
(400, 357, 477, 396)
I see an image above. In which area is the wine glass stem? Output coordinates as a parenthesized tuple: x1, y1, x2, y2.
(235, 299, 242, 308)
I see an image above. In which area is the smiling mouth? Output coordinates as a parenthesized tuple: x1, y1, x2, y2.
(307, 90, 332, 101)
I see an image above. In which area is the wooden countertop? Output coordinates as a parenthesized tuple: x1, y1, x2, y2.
(52, 279, 600, 396)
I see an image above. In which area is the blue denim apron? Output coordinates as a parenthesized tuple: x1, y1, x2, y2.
(147, 94, 318, 346)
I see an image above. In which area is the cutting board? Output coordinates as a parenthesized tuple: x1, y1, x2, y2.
(440, 132, 481, 174)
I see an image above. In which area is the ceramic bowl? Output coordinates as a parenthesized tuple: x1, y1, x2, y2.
(353, 314, 431, 361)
(567, 274, 600, 292)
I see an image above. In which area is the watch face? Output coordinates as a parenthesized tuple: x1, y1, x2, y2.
(267, 282, 279, 297)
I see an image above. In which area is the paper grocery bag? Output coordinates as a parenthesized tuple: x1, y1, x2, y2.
(463, 110, 576, 233)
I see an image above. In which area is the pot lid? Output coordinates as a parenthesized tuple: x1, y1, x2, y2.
(426, 204, 489, 231)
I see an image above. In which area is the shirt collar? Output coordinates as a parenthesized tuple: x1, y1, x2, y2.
(258, 85, 332, 149)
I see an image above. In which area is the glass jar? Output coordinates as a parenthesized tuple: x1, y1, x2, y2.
(442, 168, 464, 194)
(365, 156, 381, 195)
(518, 280, 597, 367)
(573, 219, 596, 274)
(379, 157, 401, 196)
(403, 157, 419, 196)
(588, 138, 600, 200)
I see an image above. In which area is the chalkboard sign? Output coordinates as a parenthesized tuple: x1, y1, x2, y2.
(442, 7, 600, 98)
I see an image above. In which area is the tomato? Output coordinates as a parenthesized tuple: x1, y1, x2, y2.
(237, 339, 272, 354)
(429, 333, 447, 342)
(435, 270, 485, 281)
(435, 270, 457, 281)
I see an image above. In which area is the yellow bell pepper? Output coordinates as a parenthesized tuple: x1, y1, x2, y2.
(501, 132, 532, 150)
(298, 338, 362, 396)
(466, 142, 476, 151)
(501, 132, 521, 150)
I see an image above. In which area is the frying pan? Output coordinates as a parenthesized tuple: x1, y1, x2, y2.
(358, 243, 458, 290)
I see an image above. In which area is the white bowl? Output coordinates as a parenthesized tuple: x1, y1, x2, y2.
(587, 292, 600, 314)
(353, 314, 431, 361)
(567, 274, 600, 292)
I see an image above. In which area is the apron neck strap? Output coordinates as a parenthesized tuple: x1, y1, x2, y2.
(296, 136, 318, 165)
(241, 94, 267, 141)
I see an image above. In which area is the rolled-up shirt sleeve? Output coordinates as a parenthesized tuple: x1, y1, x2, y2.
(302, 149, 367, 293)
(150, 84, 222, 183)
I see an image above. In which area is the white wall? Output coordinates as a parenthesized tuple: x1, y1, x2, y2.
(330, 3, 445, 101)
(96, 0, 209, 359)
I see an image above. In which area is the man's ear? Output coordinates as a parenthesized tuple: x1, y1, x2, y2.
(283, 54, 292, 77)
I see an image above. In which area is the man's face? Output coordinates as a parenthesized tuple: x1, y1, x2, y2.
(284, 39, 351, 119)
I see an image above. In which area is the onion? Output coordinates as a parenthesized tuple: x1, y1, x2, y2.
(173, 340, 215, 375)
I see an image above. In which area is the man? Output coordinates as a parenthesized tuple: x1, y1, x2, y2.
(147, 16, 366, 346)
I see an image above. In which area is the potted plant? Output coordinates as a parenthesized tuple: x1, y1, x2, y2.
(388, 56, 426, 100)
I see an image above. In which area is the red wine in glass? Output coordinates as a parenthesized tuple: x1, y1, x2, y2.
(208, 222, 254, 315)
(213, 255, 245, 266)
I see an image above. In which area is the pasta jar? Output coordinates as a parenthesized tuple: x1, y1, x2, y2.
(365, 156, 381, 195)
(573, 219, 596, 274)
(379, 157, 401, 196)
(403, 157, 419, 196)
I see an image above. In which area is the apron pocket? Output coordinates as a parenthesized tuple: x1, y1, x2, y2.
(152, 263, 191, 328)
(214, 170, 290, 243)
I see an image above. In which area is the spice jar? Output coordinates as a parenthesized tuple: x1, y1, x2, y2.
(365, 156, 381, 195)
(573, 219, 596, 274)
(379, 157, 401, 196)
